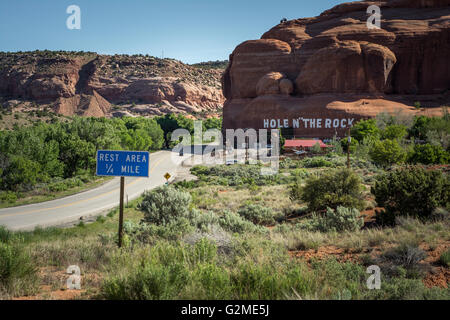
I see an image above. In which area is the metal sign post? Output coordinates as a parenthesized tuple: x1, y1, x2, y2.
(96, 150, 150, 248)
(347, 129, 351, 169)
(164, 172, 171, 185)
(118, 176, 125, 248)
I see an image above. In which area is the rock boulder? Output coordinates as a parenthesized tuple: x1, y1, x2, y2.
(222, 0, 450, 137)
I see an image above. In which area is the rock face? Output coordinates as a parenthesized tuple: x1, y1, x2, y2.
(223, 0, 450, 138)
(0, 52, 225, 117)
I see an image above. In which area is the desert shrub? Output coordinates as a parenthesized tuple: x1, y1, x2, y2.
(140, 219, 194, 242)
(353, 137, 375, 160)
(173, 180, 197, 190)
(324, 154, 347, 167)
(372, 166, 449, 225)
(439, 250, 450, 267)
(350, 157, 379, 172)
(0, 242, 39, 297)
(129, 206, 265, 242)
(189, 209, 264, 236)
(408, 144, 449, 165)
(304, 207, 364, 232)
(190, 164, 287, 187)
(378, 243, 428, 278)
(288, 177, 303, 203)
(0, 226, 14, 243)
(311, 142, 322, 154)
(291, 168, 310, 179)
(101, 240, 336, 300)
(182, 225, 233, 255)
(187, 210, 220, 233)
(369, 139, 407, 167)
(329, 137, 344, 155)
(382, 244, 426, 269)
(139, 186, 192, 225)
(123, 215, 195, 242)
(237, 204, 276, 226)
(218, 210, 266, 234)
(301, 157, 333, 168)
(280, 158, 301, 169)
(101, 245, 196, 300)
(290, 168, 365, 212)
(368, 277, 449, 300)
(424, 113, 450, 149)
(96, 215, 106, 223)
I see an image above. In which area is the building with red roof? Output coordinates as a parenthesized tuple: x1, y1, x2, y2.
(283, 139, 331, 155)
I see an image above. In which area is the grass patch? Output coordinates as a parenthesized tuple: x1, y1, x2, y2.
(439, 249, 450, 267)
(1, 157, 449, 300)
(0, 177, 113, 209)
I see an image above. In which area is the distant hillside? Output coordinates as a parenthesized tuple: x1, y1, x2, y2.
(0, 51, 225, 118)
(191, 60, 229, 70)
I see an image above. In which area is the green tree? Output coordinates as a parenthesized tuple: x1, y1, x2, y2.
(351, 119, 380, 142)
(372, 166, 449, 225)
(1, 156, 41, 191)
(369, 139, 407, 166)
(144, 119, 165, 150)
(409, 115, 431, 140)
(156, 114, 194, 148)
(203, 117, 222, 131)
(381, 124, 408, 140)
(122, 129, 153, 151)
(59, 136, 96, 177)
(408, 144, 449, 165)
(414, 101, 421, 110)
(290, 168, 366, 212)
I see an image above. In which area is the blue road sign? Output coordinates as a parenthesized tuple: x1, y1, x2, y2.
(96, 150, 150, 177)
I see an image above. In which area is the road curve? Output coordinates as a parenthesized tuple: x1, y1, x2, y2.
(0, 150, 187, 231)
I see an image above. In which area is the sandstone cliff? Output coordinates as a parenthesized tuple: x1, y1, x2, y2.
(0, 51, 225, 117)
(222, 0, 450, 137)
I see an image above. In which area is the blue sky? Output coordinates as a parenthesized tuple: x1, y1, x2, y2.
(0, 0, 346, 64)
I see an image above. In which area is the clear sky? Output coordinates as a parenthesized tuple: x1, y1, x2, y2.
(0, 0, 347, 64)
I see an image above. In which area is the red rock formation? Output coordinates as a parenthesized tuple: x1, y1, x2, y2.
(222, 0, 450, 137)
(54, 90, 111, 117)
(0, 53, 225, 117)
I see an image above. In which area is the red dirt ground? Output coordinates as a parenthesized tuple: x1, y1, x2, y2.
(290, 241, 449, 289)
(12, 266, 101, 300)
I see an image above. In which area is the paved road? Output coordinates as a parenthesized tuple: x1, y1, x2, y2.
(0, 150, 187, 231)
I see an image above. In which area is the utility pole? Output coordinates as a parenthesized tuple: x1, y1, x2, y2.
(347, 128, 351, 169)
(118, 177, 125, 248)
